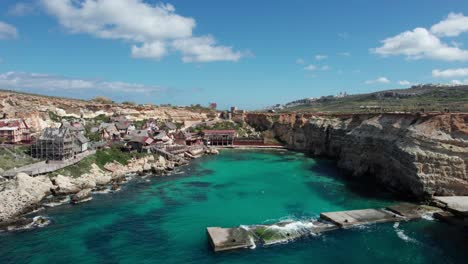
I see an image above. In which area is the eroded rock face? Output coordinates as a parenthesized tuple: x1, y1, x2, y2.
(246, 113, 468, 199)
(71, 189, 92, 204)
(52, 175, 81, 195)
(0, 173, 53, 223)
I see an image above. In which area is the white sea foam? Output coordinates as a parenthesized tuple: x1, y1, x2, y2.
(43, 196, 70, 207)
(393, 222, 418, 243)
(93, 188, 112, 194)
(420, 213, 435, 221)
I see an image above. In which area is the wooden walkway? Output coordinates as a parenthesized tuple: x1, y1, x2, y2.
(2, 150, 96, 178)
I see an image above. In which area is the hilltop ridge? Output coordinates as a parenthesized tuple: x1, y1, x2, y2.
(268, 84, 468, 113)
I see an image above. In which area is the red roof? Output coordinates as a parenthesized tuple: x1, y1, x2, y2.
(203, 130, 236, 135)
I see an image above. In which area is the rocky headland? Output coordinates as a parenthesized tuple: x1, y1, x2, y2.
(244, 112, 468, 199)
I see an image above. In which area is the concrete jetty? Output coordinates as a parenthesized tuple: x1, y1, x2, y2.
(320, 208, 398, 227)
(206, 227, 254, 252)
(432, 196, 468, 216)
(432, 196, 468, 227)
(206, 203, 442, 252)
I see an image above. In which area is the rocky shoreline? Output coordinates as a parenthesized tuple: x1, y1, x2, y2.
(0, 147, 219, 231)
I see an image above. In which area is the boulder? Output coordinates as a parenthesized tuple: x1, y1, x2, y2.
(0, 173, 53, 223)
(52, 175, 81, 195)
(71, 188, 92, 204)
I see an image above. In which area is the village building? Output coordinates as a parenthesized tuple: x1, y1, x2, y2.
(61, 121, 85, 135)
(31, 126, 90, 160)
(154, 131, 171, 144)
(99, 123, 121, 141)
(125, 130, 154, 152)
(0, 118, 31, 144)
(163, 122, 178, 133)
(142, 119, 159, 133)
(31, 127, 73, 160)
(114, 120, 134, 137)
(174, 131, 203, 146)
(202, 130, 237, 146)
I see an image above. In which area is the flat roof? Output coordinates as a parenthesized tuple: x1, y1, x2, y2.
(203, 130, 237, 135)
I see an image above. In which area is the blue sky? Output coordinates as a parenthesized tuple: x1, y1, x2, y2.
(0, 0, 468, 109)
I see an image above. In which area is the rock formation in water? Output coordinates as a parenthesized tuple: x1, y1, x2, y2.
(244, 113, 468, 199)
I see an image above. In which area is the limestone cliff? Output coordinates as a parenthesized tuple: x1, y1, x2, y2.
(245, 113, 468, 199)
(0, 91, 213, 132)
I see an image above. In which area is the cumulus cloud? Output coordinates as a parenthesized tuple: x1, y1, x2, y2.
(398, 80, 411, 86)
(315, 54, 328, 60)
(372, 28, 468, 61)
(372, 13, 468, 61)
(321, 65, 331, 71)
(365, 77, 390, 84)
(0, 71, 168, 94)
(0, 21, 18, 40)
(172, 36, 242, 63)
(432, 68, 468, 78)
(131, 41, 167, 60)
(431, 13, 468, 37)
(8, 2, 37, 16)
(41, 0, 244, 62)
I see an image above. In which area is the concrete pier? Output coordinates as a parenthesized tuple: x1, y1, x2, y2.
(433, 196, 468, 216)
(206, 227, 254, 252)
(206, 203, 444, 252)
(387, 202, 442, 219)
(320, 209, 398, 227)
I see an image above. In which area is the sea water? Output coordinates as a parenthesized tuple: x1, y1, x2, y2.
(0, 150, 465, 264)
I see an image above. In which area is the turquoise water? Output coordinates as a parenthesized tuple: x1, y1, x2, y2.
(0, 150, 466, 264)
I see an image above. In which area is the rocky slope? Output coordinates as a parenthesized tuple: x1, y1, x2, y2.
(0, 154, 173, 227)
(244, 112, 468, 199)
(0, 90, 213, 132)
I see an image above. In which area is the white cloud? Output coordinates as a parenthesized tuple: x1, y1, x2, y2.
(8, 2, 36, 16)
(41, 0, 244, 62)
(432, 68, 468, 78)
(365, 77, 390, 84)
(304, 64, 317, 71)
(172, 36, 242, 63)
(321, 65, 331, 71)
(315, 54, 328, 60)
(398, 80, 411, 86)
(0, 21, 18, 40)
(372, 13, 468, 61)
(431, 13, 468, 37)
(0, 71, 168, 94)
(131, 41, 167, 60)
(372, 27, 468, 61)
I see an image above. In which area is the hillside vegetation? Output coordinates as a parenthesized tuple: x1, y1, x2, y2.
(280, 85, 468, 113)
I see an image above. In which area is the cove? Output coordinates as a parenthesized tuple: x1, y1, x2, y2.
(0, 150, 465, 264)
